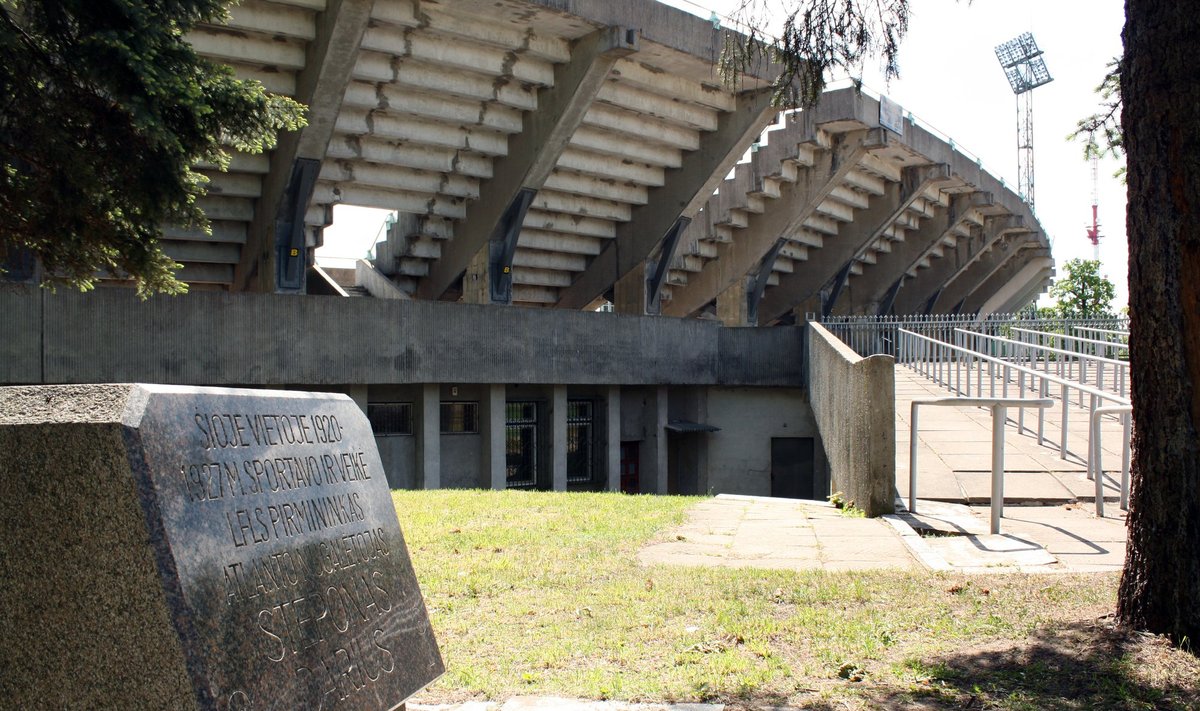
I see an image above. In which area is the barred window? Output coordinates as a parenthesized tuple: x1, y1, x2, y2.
(440, 402, 479, 434)
(367, 402, 412, 436)
(567, 400, 593, 484)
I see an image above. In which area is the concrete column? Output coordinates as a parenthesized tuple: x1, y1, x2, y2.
(345, 385, 368, 414)
(604, 386, 621, 492)
(640, 386, 668, 494)
(417, 383, 440, 489)
(557, 87, 777, 310)
(716, 278, 750, 326)
(612, 263, 647, 315)
(418, 27, 638, 300)
(480, 384, 507, 489)
(551, 385, 568, 491)
(461, 250, 490, 305)
(664, 128, 883, 318)
(234, 0, 377, 292)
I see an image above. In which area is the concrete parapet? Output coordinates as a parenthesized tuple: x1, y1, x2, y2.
(807, 322, 895, 516)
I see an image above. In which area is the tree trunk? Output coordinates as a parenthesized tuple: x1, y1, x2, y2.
(1116, 0, 1200, 644)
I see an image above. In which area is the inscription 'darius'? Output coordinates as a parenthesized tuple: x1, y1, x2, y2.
(148, 398, 442, 711)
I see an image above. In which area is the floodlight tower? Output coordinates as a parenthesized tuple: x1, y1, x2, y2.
(994, 32, 1053, 210)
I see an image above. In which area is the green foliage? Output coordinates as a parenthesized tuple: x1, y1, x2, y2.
(1049, 259, 1116, 319)
(719, 0, 910, 108)
(0, 0, 305, 296)
(1069, 59, 1125, 179)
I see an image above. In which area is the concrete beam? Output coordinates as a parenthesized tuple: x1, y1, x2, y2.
(418, 26, 639, 302)
(931, 234, 1042, 314)
(234, 0, 376, 293)
(556, 88, 776, 311)
(664, 127, 886, 317)
(991, 268, 1053, 317)
(837, 191, 992, 315)
(757, 162, 951, 323)
(891, 214, 1028, 315)
(965, 252, 1054, 316)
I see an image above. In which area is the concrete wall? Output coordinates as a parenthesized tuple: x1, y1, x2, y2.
(0, 286, 805, 388)
(704, 387, 822, 496)
(807, 323, 895, 516)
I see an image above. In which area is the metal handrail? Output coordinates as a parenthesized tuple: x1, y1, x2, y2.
(1070, 325, 1129, 341)
(898, 329, 1131, 470)
(909, 397, 1054, 534)
(1011, 327, 1129, 353)
(1090, 405, 1133, 517)
(957, 328, 1129, 400)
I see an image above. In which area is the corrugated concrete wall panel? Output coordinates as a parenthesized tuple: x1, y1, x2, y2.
(0, 286, 42, 383)
(717, 327, 807, 386)
(4, 288, 805, 387)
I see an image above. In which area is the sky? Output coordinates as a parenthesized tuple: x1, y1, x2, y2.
(321, 0, 1129, 308)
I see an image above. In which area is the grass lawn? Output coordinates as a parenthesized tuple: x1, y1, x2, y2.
(392, 490, 1200, 710)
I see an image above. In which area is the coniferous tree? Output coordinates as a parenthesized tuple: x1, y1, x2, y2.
(0, 0, 305, 295)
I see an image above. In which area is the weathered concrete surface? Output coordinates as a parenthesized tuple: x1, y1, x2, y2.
(642, 494, 1126, 576)
(807, 323, 895, 516)
(0, 285, 804, 388)
(638, 495, 918, 571)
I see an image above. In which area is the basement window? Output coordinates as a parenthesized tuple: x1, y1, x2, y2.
(440, 402, 479, 434)
(367, 402, 412, 436)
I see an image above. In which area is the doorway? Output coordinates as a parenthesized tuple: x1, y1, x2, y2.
(770, 437, 816, 499)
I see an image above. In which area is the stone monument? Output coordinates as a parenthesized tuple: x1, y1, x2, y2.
(0, 384, 443, 709)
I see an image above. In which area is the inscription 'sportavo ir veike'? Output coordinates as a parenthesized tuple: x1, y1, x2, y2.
(137, 392, 442, 711)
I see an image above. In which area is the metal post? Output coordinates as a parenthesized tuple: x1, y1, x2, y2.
(1060, 381, 1069, 459)
(1086, 393, 1098, 481)
(1121, 413, 1132, 511)
(1038, 376, 1047, 445)
(909, 402, 920, 514)
(1091, 407, 1104, 517)
(991, 403, 1006, 534)
(1017, 370, 1026, 433)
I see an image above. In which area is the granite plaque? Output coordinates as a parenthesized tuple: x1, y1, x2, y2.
(0, 384, 443, 710)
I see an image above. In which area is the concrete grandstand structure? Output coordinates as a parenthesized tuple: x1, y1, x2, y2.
(1, 0, 1052, 499)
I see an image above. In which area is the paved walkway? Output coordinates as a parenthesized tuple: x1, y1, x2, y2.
(638, 495, 918, 571)
(410, 699, 723, 711)
(895, 365, 1129, 505)
(637, 366, 1132, 576)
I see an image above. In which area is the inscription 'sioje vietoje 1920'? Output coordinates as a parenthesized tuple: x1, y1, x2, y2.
(139, 393, 442, 711)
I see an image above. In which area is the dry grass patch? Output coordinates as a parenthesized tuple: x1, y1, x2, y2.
(392, 490, 1200, 709)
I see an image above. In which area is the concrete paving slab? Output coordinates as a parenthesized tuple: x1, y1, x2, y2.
(930, 534, 1057, 570)
(954, 470, 1077, 504)
(639, 495, 919, 572)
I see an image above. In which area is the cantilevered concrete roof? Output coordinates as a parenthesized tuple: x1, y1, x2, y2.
(173, 0, 1051, 319)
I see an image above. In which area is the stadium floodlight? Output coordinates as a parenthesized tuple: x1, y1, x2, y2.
(994, 32, 1053, 95)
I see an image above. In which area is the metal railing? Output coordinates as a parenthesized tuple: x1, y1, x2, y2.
(1070, 325, 1129, 344)
(821, 313, 1130, 359)
(957, 329, 1130, 400)
(1091, 405, 1132, 516)
(909, 397, 1053, 534)
(897, 328, 1133, 515)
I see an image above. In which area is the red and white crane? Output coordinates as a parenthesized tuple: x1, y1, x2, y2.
(1086, 130, 1102, 260)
